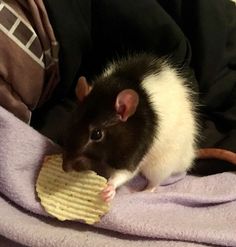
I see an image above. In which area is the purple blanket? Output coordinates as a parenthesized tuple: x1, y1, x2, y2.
(1, 106, 236, 247)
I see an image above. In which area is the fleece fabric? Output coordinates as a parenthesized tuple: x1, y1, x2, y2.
(1, 106, 236, 247)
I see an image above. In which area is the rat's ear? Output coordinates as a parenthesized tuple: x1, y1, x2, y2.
(115, 89, 139, 122)
(75, 76, 92, 102)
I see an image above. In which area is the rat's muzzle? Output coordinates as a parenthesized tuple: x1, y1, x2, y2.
(62, 152, 92, 172)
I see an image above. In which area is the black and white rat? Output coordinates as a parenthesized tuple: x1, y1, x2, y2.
(62, 53, 200, 201)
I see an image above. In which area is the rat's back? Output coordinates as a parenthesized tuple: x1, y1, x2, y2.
(95, 53, 199, 190)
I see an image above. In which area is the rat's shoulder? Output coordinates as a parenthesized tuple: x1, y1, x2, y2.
(92, 53, 168, 94)
(102, 53, 165, 79)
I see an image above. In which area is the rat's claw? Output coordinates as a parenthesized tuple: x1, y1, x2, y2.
(101, 184, 116, 202)
(146, 187, 156, 193)
(144, 182, 157, 193)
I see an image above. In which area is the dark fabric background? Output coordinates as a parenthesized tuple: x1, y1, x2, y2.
(32, 0, 236, 174)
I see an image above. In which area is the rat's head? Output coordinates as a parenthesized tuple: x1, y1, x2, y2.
(62, 76, 143, 178)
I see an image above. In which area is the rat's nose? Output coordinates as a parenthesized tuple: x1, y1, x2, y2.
(62, 153, 73, 172)
(62, 152, 91, 172)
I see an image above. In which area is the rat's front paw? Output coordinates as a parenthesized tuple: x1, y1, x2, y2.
(101, 184, 116, 202)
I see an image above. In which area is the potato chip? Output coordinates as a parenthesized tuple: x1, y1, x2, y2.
(36, 154, 109, 224)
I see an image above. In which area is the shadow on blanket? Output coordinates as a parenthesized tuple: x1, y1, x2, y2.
(1, 106, 236, 247)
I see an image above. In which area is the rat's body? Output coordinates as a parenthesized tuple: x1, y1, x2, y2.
(62, 53, 199, 201)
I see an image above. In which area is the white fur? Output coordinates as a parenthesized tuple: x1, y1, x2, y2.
(140, 65, 198, 188)
(103, 63, 116, 77)
(108, 169, 136, 188)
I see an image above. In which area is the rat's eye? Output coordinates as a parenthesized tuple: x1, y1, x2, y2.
(90, 129, 104, 141)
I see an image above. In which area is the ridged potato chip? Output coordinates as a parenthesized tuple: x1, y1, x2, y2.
(36, 154, 109, 224)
